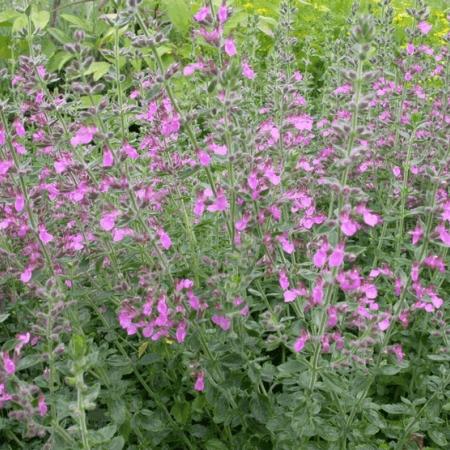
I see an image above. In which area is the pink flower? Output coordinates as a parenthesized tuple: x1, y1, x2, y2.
(333, 84, 352, 95)
(313, 242, 328, 268)
(122, 143, 139, 159)
(436, 224, 450, 246)
(39, 225, 54, 244)
(157, 229, 172, 250)
(211, 314, 231, 331)
(54, 156, 71, 174)
(378, 317, 390, 331)
(176, 321, 187, 343)
(38, 395, 48, 416)
(329, 243, 345, 268)
(390, 344, 404, 362)
(198, 150, 211, 166)
(392, 166, 401, 178)
(112, 227, 134, 242)
(20, 267, 33, 283)
(102, 148, 114, 167)
(14, 120, 25, 137)
(224, 38, 237, 57)
(278, 235, 294, 254)
(70, 125, 97, 146)
(410, 225, 423, 245)
(209, 142, 228, 156)
(0, 160, 13, 175)
(13, 141, 26, 155)
(100, 211, 120, 231)
(194, 6, 210, 22)
(242, 62, 255, 80)
(218, 5, 229, 23)
(340, 213, 360, 237)
(183, 62, 205, 76)
(283, 289, 298, 303)
(312, 278, 324, 305)
(0, 127, 5, 145)
(293, 331, 309, 352)
(194, 371, 205, 392)
(418, 21, 432, 35)
(2, 352, 15, 375)
(327, 307, 338, 328)
(411, 262, 420, 282)
(406, 43, 415, 55)
(15, 194, 25, 212)
(207, 193, 229, 212)
(235, 213, 250, 232)
(279, 270, 289, 290)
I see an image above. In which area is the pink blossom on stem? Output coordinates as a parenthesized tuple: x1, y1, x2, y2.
(410, 225, 423, 245)
(100, 210, 120, 231)
(278, 235, 294, 254)
(176, 321, 187, 343)
(122, 142, 139, 159)
(418, 21, 432, 35)
(70, 125, 97, 146)
(15, 194, 25, 212)
(207, 192, 229, 212)
(112, 227, 134, 242)
(279, 270, 289, 290)
(218, 5, 229, 23)
(2, 352, 15, 375)
(102, 148, 114, 167)
(157, 228, 172, 250)
(224, 38, 237, 57)
(20, 266, 33, 283)
(39, 225, 54, 244)
(436, 224, 450, 246)
(194, 7, 210, 22)
(242, 62, 256, 80)
(340, 213, 360, 237)
(293, 330, 309, 352)
(194, 371, 205, 391)
(312, 278, 324, 305)
(390, 344, 404, 362)
(378, 317, 390, 331)
(38, 395, 48, 416)
(329, 243, 345, 267)
(211, 314, 231, 331)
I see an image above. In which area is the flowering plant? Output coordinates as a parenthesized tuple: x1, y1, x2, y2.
(0, 0, 449, 448)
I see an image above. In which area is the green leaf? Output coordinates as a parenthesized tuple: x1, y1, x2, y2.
(90, 424, 117, 444)
(60, 13, 90, 31)
(31, 10, 50, 29)
(0, 10, 20, 23)
(110, 436, 125, 450)
(47, 51, 74, 72)
(85, 61, 111, 81)
(381, 404, 411, 415)
(48, 27, 71, 44)
(205, 439, 228, 450)
(17, 354, 43, 371)
(429, 430, 447, 447)
(171, 401, 191, 425)
(380, 365, 401, 375)
(70, 335, 87, 359)
(257, 16, 278, 37)
(0, 313, 9, 323)
(161, 0, 191, 34)
(12, 14, 27, 33)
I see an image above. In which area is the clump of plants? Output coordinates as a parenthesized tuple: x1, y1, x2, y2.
(0, 0, 449, 449)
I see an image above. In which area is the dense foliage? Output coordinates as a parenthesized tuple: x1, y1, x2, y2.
(0, 0, 449, 449)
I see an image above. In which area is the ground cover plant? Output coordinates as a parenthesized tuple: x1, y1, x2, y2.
(0, 0, 449, 449)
